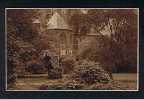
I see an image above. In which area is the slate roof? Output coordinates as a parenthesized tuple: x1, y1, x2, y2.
(47, 12, 71, 30)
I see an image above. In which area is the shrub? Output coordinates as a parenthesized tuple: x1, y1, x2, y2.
(87, 81, 131, 90)
(39, 84, 49, 90)
(87, 82, 114, 90)
(60, 56, 76, 74)
(48, 67, 63, 79)
(39, 80, 84, 90)
(26, 62, 45, 74)
(63, 81, 84, 90)
(71, 60, 112, 85)
(7, 59, 17, 88)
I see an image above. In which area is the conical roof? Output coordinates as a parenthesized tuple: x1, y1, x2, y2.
(47, 12, 71, 30)
(32, 19, 40, 24)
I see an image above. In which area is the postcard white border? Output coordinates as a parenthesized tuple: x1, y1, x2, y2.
(5, 8, 139, 91)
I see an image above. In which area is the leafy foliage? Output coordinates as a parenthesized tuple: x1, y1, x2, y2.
(7, 9, 137, 77)
(70, 9, 137, 73)
(72, 60, 112, 84)
(48, 67, 63, 79)
(7, 59, 17, 88)
(60, 56, 76, 74)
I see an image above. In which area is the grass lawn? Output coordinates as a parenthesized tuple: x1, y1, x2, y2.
(8, 73, 138, 90)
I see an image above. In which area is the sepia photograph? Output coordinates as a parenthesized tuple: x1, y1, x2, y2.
(6, 8, 139, 91)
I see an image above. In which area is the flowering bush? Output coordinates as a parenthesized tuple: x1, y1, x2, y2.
(72, 60, 112, 84)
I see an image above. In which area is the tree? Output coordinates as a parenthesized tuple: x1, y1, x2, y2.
(7, 9, 38, 42)
(109, 9, 138, 72)
(70, 9, 138, 73)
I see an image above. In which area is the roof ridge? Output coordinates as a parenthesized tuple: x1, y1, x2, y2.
(47, 12, 71, 30)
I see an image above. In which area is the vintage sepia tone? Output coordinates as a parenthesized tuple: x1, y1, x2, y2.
(6, 8, 138, 90)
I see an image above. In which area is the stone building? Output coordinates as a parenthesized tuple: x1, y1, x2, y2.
(46, 12, 73, 57)
(33, 9, 112, 59)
